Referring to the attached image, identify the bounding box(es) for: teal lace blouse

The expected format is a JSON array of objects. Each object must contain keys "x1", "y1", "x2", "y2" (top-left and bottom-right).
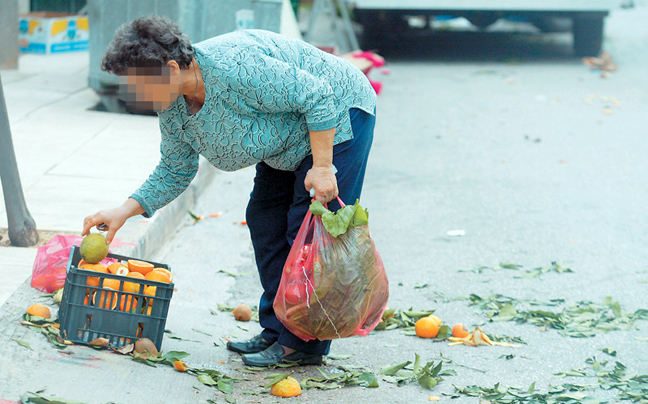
[{"x1": 130, "y1": 30, "x2": 376, "y2": 217}]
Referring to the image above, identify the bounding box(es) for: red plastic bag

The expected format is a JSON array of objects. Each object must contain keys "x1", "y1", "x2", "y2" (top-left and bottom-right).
[
  {"x1": 31, "y1": 235, "x2": 84, "y2": 293},
  {"x1": 30, "y1": 234, "x2": 128, "y2": 293},
  {"x1": 274, "y1": 199, "x2": 389, "y2": 341}
]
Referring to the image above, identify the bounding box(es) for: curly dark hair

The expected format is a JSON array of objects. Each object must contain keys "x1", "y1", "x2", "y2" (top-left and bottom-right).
[{"x1": 101, "y1": 15, "x2": 193, "y2": 75}]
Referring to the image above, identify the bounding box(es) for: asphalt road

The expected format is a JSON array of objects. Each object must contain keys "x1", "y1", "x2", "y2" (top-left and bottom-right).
[
  {"x1": 152, "y1": 6, "x2": 648, "y2": 404},
  {"x1": 1, "y1": 7, "x2": 646, "y2": 404}
]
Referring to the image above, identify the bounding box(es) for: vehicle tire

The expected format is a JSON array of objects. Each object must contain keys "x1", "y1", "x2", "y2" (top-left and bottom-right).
[{"x1": 572, "y1": 14, "x2": 605, "y2": 57}]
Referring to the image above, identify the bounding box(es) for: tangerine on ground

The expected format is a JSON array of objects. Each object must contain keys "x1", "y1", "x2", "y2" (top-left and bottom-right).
[
  {"x1": 26, "y1": 303, "x2": 51, "y2": 318},
  {"x1": 173, "y1": 360, "x2": 187, "y2": 372},
  {"x1": 128, "y1": 259, "x2": 155, "y2": 275},
  {"x1": 428, "y1": 314, "x2": 442, "y2": 327},
  {"x1": 415, "y1": 317, "x2": 440, "y2": 338},
  {"x1": 124, "y1": 272, "x2": 145, "y2": 294},
  {"x1": 270, "y1": 376, "x2": 302, "y2": 398},
  {"x1": 452, "y1": 323, "x2": 470, "y2": 339},
  {"x1": 145, "y1": 270, "x2": 172, "y2": 283}
]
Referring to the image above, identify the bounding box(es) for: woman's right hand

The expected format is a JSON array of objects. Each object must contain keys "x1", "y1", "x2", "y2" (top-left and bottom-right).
[
  {"x1": 82, "y1": 207, "x2": 128, "y2": 244},
  {"x1": 82, "y1": 198, "x2": 145, "y2": 244}
]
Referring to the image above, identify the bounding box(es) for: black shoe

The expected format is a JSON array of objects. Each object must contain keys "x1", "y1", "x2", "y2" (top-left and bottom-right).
[
  {"x1": 226, "y1": 334, "x2": 273, "y2": 354},
  {"x1": 241, "y1": 342, "x2": 323, "y2": 367}
]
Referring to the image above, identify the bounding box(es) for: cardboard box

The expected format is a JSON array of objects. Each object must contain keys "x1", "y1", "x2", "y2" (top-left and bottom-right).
[{"x1": 19, "y1": 12, "x2": 89, "y2": 54}]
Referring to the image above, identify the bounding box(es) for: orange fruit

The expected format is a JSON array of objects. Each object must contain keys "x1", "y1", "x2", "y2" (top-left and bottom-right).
[
  {"x1": 127, "y1": 259, "x2": 155, "y2": 275},
  {"x1": 93, "y1": 287, "x2": 118, "y2": 310},
  {"x1": 119, "y1": 295, "x2": 138, "y2": 312},
  {"x1": 124, "y1": 272, "x2": 145, "y2": 294},
  {"x1": 144, "y1": 286, "x2": 157, "y2": 297},
  {"x1": 77, "y1": 259, "x2": 88, "y2": 268},
  {"x1": 107, "y1": 262, "x2": 129, "y2": 275},
  {"x1": 173, "y1": 360, "x2": 187, "y2": 372},
  {"x1": 415, "y1": 317, "x2": 440, "y2": 338},
  {"x1": 102, "y1": 278, "x2": 123, "y2": 292},
  {"x1": 145, "y1": 270, "x2": 171, "y2": 283},
  {"x1": 271, "y1": 376, "x2": 302, "y2": 398},
  {"x1": 26, "y1": 303, "x2": 51, "y2": 318},
  {"x1": 452, "y1": 323, "x2": 470, "y2": 339},
  {"x1": 80, "y1": 263, "x2": 108, "y2": 288},
  {"x1": 152, "y1": 268, "x2": 173, "y2": 282},
  {"x1": 428, "y1": 314, "x2": 442, "y2": 327}
]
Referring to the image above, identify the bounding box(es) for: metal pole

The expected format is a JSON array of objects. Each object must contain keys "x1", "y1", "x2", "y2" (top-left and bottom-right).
[{"x1": 0, "y1": 74, "x2": 38, "y2": 247}]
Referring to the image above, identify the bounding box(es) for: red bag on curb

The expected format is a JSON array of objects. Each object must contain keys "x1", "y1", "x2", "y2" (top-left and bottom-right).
[
  {"x1": 274, "y1": 198, "x2": 389, "y2": 341},
  {"x1": 31, "y1": 235, "x2": 83, "y2": 293},
  {"x1": 30, "y1": 234, "x2": 127, "y2": 293}
]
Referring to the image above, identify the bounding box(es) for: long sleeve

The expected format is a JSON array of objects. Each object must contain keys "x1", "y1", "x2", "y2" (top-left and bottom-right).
[{"x1": 130, "y1": 119, "x2": 199, "y2": 217}]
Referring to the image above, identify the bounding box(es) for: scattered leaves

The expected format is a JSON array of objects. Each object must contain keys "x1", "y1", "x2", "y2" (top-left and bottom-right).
[
  {"x1": 20, "y1": 314, "x2": 70, "y2": 349},
  {"x1": 458, "y1": 263, "x2": 523, "y2": 273},
  {"x1": 379, "y1": 354, "x2": 452, "y2": 390},
  {"x1": 514, "y1": 262, "x2": 574, "y2": 279},
  {"x1": 300, "y1": 367, "x2": 379, "y2": 389},
  {"x1": 468, "y1": 294, "x2": 648, "y2": 338},
  {"x1": 459, "y1": 262, "x2": 572, "y2": 279},
  {"x1": 556, "y1": 358, "x2": 648, "y2": 403},
  {"x1": 373, "y1": 308, "x2": 436, "y2": 331}
]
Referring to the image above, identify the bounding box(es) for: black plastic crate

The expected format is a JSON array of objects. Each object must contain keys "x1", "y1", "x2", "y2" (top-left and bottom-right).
[{"x1": 58, "y1": 245, "x2": 174, "y2": 351}]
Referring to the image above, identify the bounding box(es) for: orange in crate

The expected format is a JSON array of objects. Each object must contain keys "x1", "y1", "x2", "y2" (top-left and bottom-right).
[{"x1": 128, "y1": 259, "x2": 154, "y2": 275}]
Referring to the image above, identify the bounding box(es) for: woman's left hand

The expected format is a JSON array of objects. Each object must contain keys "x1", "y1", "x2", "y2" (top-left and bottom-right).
[{"x1": 304, "y1": 165, "x2": 338, "y2": 204}]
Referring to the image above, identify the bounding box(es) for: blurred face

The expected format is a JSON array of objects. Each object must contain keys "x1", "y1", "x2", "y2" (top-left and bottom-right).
[{"x1": 120, "y1": 65, "x2": 182, "y2": 112}]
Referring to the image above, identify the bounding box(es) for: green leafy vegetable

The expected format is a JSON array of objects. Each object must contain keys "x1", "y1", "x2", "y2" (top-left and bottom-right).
[{"x1": 309, "y1": 199, "x2": 369, "y2": 237}]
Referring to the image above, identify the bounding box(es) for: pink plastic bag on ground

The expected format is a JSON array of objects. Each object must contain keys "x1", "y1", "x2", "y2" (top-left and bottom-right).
[
  {"x1": 30, "y1": 234, "x2": 130, "y2": 293},
  {"x1": 31, "y1": 235, "x2": 83, "y2": 293},
  {"x1": 274, "y1": 199, "x2": 389, "y2": 341}
]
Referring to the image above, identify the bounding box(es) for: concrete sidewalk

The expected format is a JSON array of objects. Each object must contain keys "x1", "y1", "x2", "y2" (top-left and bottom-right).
[{"x1": 0, "y1": 50, "x2": 217, "y2": 305}]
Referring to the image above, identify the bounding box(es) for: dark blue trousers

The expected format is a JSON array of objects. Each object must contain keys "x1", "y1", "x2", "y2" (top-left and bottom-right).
[{"x1": 245, "y1": 108, "x2": 375, "y2": 355}]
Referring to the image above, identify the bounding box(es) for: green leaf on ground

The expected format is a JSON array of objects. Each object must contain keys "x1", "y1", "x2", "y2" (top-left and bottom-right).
[
  {"x1": 12, "y1": 338, "x2": 32, "y2": 350},
  {"x1": 380, "y1": 355, "x2": 446, "y2": 390},
  {"x1": 301, "y1": 366, "x2": 379, "y2": 389},
  {"x1": 599, "y1": 347, "x2": 617, "y2": 357},
  {"x1": 327, "y1": 354, "x2": 352, "y2": 360},
  {"x1": 263, "y1": 373, "x2": 291, "y2": 388},
  {"x1": 20, "y1": 391, "x2": 87, "y2": 404},
  {"x1": 192, "y1": 328, "x2": 213, "y2": 336}
]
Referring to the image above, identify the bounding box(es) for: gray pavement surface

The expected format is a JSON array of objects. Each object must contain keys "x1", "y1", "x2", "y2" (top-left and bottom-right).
[{"x1": 1, "y1": 5, "x2": 648, "y2": 404}]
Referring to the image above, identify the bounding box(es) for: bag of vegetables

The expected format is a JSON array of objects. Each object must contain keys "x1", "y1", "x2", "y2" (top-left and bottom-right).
[{"x1": 274, "y1": 198, "x2": 389, "y2": 341}]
